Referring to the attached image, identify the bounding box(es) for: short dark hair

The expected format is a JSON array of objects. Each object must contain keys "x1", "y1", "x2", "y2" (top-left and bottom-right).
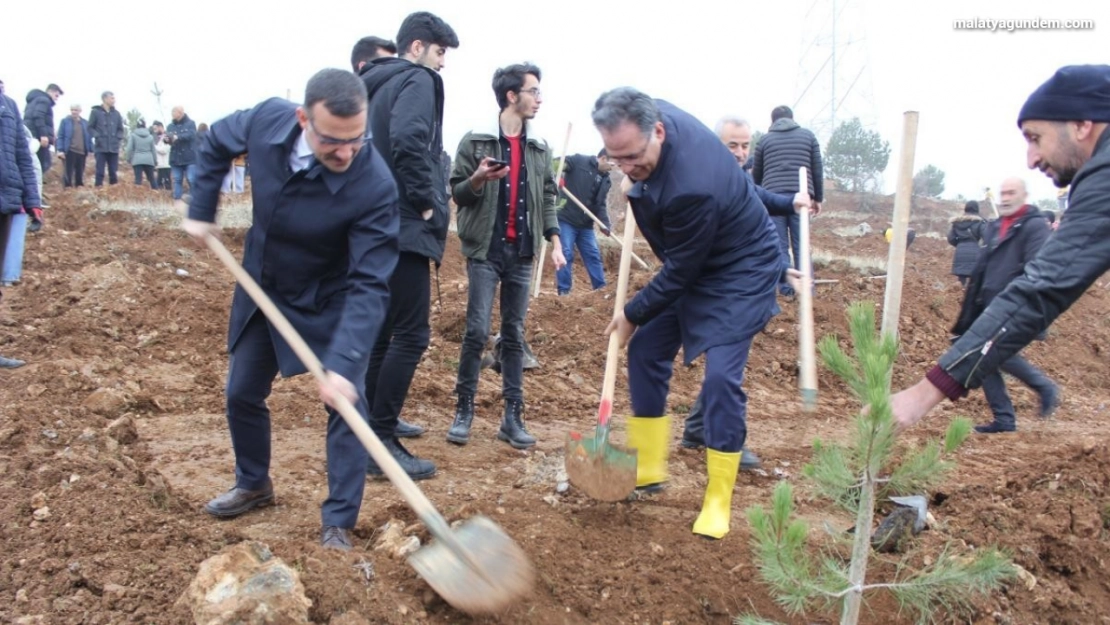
[
  {"x1": 771, "y1": 105, "x2": 793, "y2": 122},
  {"x1": 591, "y1": 87, "x2": 660, "y2": 136},
  {"x1": 492, "y1": 63, "x2": 541, "y2": 110},
  {"x1": 47, "y1": 83, "x2": 63, "y2": 95},
  {"x1": 304, "y1": 68, "x2": 368, "y2": 118},
  {"x1": 350, "y1": 36, "x2": 397, "y2": 71},
  {"x1": 597, "y1": 147, "x2": 607, "y2": 157},
  {"x1": 396, "y1": 12, "x2": 459, "y2": 56}
]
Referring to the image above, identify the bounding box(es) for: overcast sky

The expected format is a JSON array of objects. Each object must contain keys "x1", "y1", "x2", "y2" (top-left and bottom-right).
[{"x1": 5, "y1": 0, "x2": 1106, "y2": 205}]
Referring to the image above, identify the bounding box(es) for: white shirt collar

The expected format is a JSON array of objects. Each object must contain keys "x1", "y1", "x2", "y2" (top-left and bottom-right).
[{"x1": 288, "y1": 129, "x2": 314, "y2": 172}]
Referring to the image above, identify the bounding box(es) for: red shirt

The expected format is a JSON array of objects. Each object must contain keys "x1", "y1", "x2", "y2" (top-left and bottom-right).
[
  {"x1": 998, "y1": 205, "x2": 1029, "y2": 240},
  {"x1": 505, "y1": 134, "x2": 522, "y2": 241}
]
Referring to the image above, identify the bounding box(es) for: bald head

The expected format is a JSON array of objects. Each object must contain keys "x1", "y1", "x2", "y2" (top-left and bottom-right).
[
  {"x1": 716, "y1": 116, "x2": 752, "y2": 164},
  {"x1": 998, "y1": 177, "x2": 1028, "y2": 216},
  {"x1": 172, "y1": 106, "x2": 185, "y2": 122}
]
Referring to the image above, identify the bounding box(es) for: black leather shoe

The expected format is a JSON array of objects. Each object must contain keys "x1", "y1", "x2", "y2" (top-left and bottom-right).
[
  {"x1": 740, "y1": 448, "x2": 762, "y2": 471},
  {"x1": 974, "y1": 421, "x2": 1016, "y2": 434},
  {"x1": 367, "y1": 437, "x2": 436, "y2": 480},
  {"x1": 204, "y1": 482, "x2": 274, "y2": 518},
  {"x1": 1040, "y1": 386, "x2": 1061, "y2": 419},
  {"x1": 394, "y1": 419, "x2": 425, "y2": 438},
  {"x1": 497, "y1": 399, "x2": 536, "y2": 449},
  {"x1": 321, "y1": 526, "x2": 352, "y2": 551},
  {"x1": 446, "y1": 394, "x2": 475, "y2": 445}
]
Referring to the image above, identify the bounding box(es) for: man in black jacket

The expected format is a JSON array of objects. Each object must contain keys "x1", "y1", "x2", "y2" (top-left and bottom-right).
[
  {"x1": 88, "y1": 91, "x2": 124, "y2": 186},
  {"x1": 556, "y1": 150, "x2": 612, "y2": 295},
  {"x1": 183, "y1": 69, "x2": 399, "y2": 551},
  {"x1": 752, "y1": 106, "x2": 824, "y2": 296},
  {"x1": 357, "y1": 11, "x2": 458, "y2": 479},
  {"x1": 894, "y1": 64, "x2": 1110, "y2": 431},
  {"x1": 23, "y1": 84, "x2": 62, "y2": 174},
  {"x1": 350, "y1": 36, "x2": 397, "y2": 72},
  {"x1": 951, "y1": 177, "x2": 1059, "y2": 433}
]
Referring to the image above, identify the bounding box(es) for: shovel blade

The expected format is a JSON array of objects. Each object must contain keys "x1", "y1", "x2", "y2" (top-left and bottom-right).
[
  {"x1": 407, "y1": 515, "x2": 534, "y2": 616},
  {"x1": 565, "y1": 433, "x2": 638, "y2": 501}
]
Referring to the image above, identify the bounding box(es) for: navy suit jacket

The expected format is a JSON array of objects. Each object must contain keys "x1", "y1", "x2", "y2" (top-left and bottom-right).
[
  {"x1": 625, "y1": 100, "x2": 783, "y2": 362},
  {"x1": 188, "y1": 98, "x2": 400, "y2": 381}
]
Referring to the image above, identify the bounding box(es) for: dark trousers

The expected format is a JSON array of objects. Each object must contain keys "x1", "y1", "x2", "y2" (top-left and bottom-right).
[
  {"x1": 157, "y1": 168, "x2": 171, "y2": 190},
  {"x1": 0, "y1": 214, "x2": 12, "y2": 285},
  {"x1": 771, "y1": 213, "x2": 804, "y2": 292},
  {"x1": 64, "y1": 151, "x2": 87, "y2": 187},
  {"x1": 365, "y1": 252, "x2": 431, "y2": 438},
  {"x1": 981, "y1": 354, "x2": 1056, "y2": 427},
  {"x1": 133, "y1": 164, "x2": 156, "y2": 188},
  {"x1": 628, "y1": 305, "x2": 753, "y2": 453},
  {"x1": 36, "y1": 146, "x2": 52, "y2": 174},
  {"x1": 225, "y1": 311, "x2": 370, "y2": 528},
  {"x1": 455, "y1": 242, "x2": 533, "y2": 402},
  {"x1": 95, "y1": 152, "x2": 119, "y2": 186}
]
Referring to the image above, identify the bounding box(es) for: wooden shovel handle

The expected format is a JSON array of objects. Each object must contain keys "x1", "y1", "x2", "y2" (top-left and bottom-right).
[
  {"x1": 597, "y1": 202, "x2": 639, "y2": 426},
  {"x1": 797, "y1": 167, "x2": 818, "y2": 410}
]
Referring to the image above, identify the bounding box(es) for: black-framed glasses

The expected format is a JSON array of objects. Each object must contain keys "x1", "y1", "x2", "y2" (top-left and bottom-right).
[{"x1": 308, "y1": 118, "x2": 371, "y2": 147}]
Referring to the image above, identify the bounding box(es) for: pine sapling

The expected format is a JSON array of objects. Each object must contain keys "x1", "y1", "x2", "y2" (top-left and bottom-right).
[{"x1": 738, "y1": 302, "x2": 1016, "y2": 625}]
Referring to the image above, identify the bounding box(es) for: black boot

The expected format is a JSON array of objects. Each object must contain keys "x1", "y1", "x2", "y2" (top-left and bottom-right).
[
  {"x1": 974, "y1": 420, "x2": 1016, "y2": 434},
  {"x1": 498, "y1": 399, "x2": 536, "y2": 449},
  {"x1": 367, "y1": 437, "x2": 436, "y2": 480},
  {"x1": 394, "y1": 419, "x2": 425, "y2": 438},
  {"x1": 446, "y1": 394, "x2": 475, "y2": 445}
]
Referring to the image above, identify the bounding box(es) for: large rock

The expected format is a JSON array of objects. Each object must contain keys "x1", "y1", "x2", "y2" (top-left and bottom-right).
[{"x1": 178, "y1": 542, "x2": 311, "y2": 625}]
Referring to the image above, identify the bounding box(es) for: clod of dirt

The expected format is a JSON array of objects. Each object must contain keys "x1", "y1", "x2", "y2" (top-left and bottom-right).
[
  {"x1": 871, "y1": 506, "x2": 919, "y2": 553},
  {"x1": 105, "y1": 416, "x2": 139, "y2": 445},
  {"x1": 328, "y1": 613, "x2": 372, "y2": 625},
  {"x1": 31, "y1": 492, "x2": 46, "y2": 509},
  {"x1": 83, "y1": 388, "x2": 130, "y2": 417},
  {"x1": 177, "y1": 541, "x2": 311, "y2": 625},
  {"x1": 32, "y1": 507, "x2": 50, "y2": 521},
  {"x1": 374, "y1": 519, "x2": 421, "y2": 560}
]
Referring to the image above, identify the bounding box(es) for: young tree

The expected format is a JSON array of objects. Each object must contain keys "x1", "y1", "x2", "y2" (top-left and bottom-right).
[
  {"x1": 125, "y1": 108, "x2": 144, "y2": 133},
  {"x1": 912, "y1": 164, "x2": 946, "y2": 198},
  {"x1": 824, "y1": 118, "x2": 891, "y2": 193},
  {"x1": 738, "y1": 302, "x2": 1016, "y2": 625}
]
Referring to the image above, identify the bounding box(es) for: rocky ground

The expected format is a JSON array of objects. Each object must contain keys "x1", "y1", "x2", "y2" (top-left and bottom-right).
[{"x1": 1, "y1": 174, "x2": 1109, "y2": 624}]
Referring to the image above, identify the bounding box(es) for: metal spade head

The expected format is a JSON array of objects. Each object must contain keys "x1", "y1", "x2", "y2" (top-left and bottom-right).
[
  {"x1": 407, "y1": 515, "x2": 534, "y2": 616},
  {"x1": 564, "y1": 430, "x2": 638, "y2": 502}
]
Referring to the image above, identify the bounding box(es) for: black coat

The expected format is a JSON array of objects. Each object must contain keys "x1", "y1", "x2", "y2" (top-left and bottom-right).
[
  {"x1": 167, "y1": 114, "x2": 198, "y2": 167},
  {"x1": 0, "y1": 95, "x2": 41, "y2": 215},
  {"x1": 558, "y1": 154, "x2": 611, "y2": 230},
  {"x1": 952, "y1": 206, "x2": 1050, "y2": 336},
  {"x1": 625, "y1": 100, "x2": 783, "y2": 363},
  {"x1": 188, "y1": 98, "x2": 400, "y2": 382},
  {"x1": 88, "y1": 105, "x2": 124, "y2": 153},
  {"x1": 23, "y1": 89, "x2": 55, "y2": 143},
  {"x1": 359, "y1": 57, "x2": 449, "y2": 263},
  {"x1": 751, "y1": 118, "x2": 824, "y2": 202},
  {"x1": 947, "y1": 214, "x2": 985, "y2": 276}
]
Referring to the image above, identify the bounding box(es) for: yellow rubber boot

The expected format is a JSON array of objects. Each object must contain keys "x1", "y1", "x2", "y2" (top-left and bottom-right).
[
  {"x1": 625, "y1": 416, "x2": 671, "y2": 491},
  {"x1": 692, "y1": 449, "x2": 742, "y2": 539}
]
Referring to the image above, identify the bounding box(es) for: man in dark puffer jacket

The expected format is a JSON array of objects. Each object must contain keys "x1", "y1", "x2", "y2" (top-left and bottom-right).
[
  {"x1": 947, "y1": 200, "x2": 986, "y2": 285},
  {"x1": 0, "y1": 86, "x2": 43, "y2": 368},
  {"x1": 23, "y1": 84, "x2": 62, "y2": 174},
  {"x1": 752, "y1": 105, "x2": 824, "y2": 296}
]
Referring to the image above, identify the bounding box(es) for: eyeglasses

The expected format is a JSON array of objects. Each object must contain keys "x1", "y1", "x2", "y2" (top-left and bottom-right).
[
  {"x1": 308, "y1": 118, "x2": 371, "y2": 147},
  {"x1": 606, "y1": 143, "x2": 650, "y2": 166},
  {"x1": 519, "y1": 87, "x2": 542, "y2": 99}
]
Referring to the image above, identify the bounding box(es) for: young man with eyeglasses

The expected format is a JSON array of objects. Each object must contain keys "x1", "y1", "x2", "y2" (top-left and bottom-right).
[
  {"x1": 356, "y1": 12, "x2": 459, "y2": 479},
  {"x1": 446, "y1": 62, "x2": 566, "y2": 449},
  {"x1": 594, "y1": 88, "x2": 787, "y2": 541},
  {"x1": 182, "y1": 69, "x2": 401, "y2": 552}
]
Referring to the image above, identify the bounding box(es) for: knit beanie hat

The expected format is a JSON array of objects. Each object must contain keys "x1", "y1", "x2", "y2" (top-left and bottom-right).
[{"x1": 1017, "y1": 64, "x2": 1110, "y2": 127}]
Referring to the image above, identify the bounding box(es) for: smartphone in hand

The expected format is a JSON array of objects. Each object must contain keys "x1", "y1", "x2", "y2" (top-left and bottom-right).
[{"x1": 487, "y1": 159, "x2": 508, "y2": 170}]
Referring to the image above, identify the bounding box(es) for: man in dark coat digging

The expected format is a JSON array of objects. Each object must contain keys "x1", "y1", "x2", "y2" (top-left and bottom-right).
[
  {"x1": 593, "y1": 88, "x2": 792, "y2": 540},
  {"x1": 183, "y1": 68, "x2": 399, "y2": 551}
]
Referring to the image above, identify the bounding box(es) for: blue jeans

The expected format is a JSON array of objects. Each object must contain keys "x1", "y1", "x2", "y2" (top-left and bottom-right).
[
  {"x1": 172, "y1": 164, "x2": 196, "y2": 200},
  {"x1": 555, "y1": 220, "x2": 607, "y2": 295},
  {"x1": 2, "y1": 213, "x2": 27, "y2": 283},
  {"x1": 981, "y1": 354, "x2": 1057, "y2": 428},
  {"x1": 455, "y1": 242, "x2": 533, "y2": 402}
]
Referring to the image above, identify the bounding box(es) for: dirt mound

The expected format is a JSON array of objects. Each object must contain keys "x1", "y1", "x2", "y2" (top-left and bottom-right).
[{"x1": 0, "y1": 187, "x2": 1108, "y2": 624}]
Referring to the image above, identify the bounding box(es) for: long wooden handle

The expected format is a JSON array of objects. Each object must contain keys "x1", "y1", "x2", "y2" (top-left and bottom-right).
[
  {"x1": 597, "y1": 205, "x2": 639, "y2": 426},
  {"x1": 203, "y1": 234, "x2": 458, "y2": 537},
  {"x1": 560, "y1": 185, "x2": 651, "y2": 270},
  {"x1": 533, "y1": 122, "x2": 574, "y2": 298},
  {"x1": 797, "y1": 167, "x2": 818, "y2": 411}
]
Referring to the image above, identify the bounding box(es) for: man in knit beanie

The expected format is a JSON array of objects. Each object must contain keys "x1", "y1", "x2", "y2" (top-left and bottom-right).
[{"x1": 891, "y1": 64, "x2": 1110, "y2": 430}]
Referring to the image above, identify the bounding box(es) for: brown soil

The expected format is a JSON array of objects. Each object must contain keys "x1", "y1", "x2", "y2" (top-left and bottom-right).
[{"x1": 2, "y1": 181, "x2": 1109, "y2": 625}]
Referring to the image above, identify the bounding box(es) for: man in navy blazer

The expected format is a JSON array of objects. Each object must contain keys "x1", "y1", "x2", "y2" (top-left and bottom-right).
[
  {"x1": 593, "y1": 88, "x2": 787, "y2": 541},
  {"x1": 183, "y1": 69, "x2": 400, "y2": 551}
]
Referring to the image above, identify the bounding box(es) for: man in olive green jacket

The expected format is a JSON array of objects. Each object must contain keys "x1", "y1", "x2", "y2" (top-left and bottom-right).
[{"x1": 446, "y1": 62, "x2": 565, "y2": 450}]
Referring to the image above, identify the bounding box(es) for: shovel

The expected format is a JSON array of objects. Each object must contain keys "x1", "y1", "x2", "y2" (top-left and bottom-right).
[
  {"x1": 564, "y1": 205, "x2": 639, "y2": 501},
  {"x1": 202, "y1": 234, "x2": 533, "y2": 616}
]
